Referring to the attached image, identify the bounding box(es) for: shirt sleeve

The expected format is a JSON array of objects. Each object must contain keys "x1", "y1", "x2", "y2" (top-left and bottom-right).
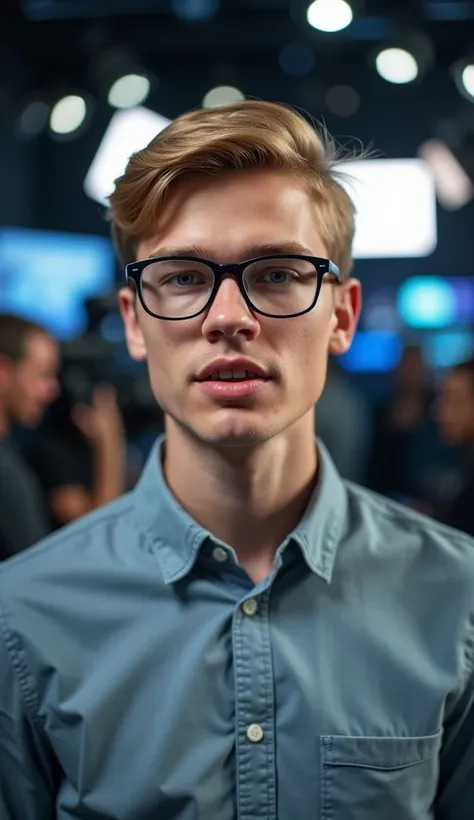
[
  {"x1": 435, "y1": 648, "x2": 474, "y2": 819},
  {"x1": 0, "y1": 619, "x2": 57, "y2": 819}
]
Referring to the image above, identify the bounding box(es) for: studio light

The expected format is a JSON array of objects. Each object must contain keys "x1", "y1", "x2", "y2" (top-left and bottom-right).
[
  {"x1": 202, "y1": 86, "x2": 244, "y2": 108},
  {"x1": 375, "y1": 47, "x2": 419, "y2": 84},
  {"x1": 453, "y1": 59, "x2": 474, "y2": 101},
  {"x1": 462, "y1": 65, "x2": 474, "y2": 97},
  {"x1": 339, "y1": 158, "x2": 437, "y2": 258},
  {"x1": 49, "y1": 94, "x2": 88, "y2": 137},
  {"x1": 84, "y1": 107, "x2": 171, "y2": 205},
  {"x1": 108, "y1": 73, "x2": 151, "y2": 109},
  {"x1": 374, "y1": 34, "x2": 434, "y2": 86},
  {"x1": 306, "y1": 0, "x2": 353, "y2": 33},
  {"x1": 90, "y1": 47, "x2": 154, "y2": 112}
]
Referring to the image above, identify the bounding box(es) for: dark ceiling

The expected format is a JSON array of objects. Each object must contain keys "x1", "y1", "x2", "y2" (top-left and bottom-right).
[
  {"x1": 15, "y1": 0, "x2": 474, "y2": 22},
  {"x1": 0, "y1": 0, "x2": 472, "y2": 160},
  {"x1": 5, "y1": 1, "x2": 474, "y2": 69}
]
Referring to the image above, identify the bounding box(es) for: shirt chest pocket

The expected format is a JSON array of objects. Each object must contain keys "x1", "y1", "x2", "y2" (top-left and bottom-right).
[{"x1": 320, "y1": 732, "x2": 442, "y2": 820}]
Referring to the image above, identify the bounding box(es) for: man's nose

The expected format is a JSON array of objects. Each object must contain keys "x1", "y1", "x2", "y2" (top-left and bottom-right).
[{"x1": 201, "y1": 276, "x2": 260, "y2": 340}]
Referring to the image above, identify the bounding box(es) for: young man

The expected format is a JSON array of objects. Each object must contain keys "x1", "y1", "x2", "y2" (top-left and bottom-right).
[
  {"x1": 434, "y1": 357, "x2": 474, "y2": 535},
  {"x1": 0, "y1": 314, "x2": 60, "y2": 559},
  {"x1": 0, "y1": 101, "x2": 473, "y2": 819}
]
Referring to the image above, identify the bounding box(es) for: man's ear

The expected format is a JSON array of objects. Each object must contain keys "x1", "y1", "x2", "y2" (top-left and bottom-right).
[
  {"x1": 328, "y1": 278, "x2": 362, "y2": 356},
  {"x1": 118, "y1": 288, "x2": 147, "y2": 361}
]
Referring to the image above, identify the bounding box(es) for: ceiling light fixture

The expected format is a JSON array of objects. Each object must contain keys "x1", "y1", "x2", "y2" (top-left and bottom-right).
[{"x1": 306, "y1": 0, "x2": 353, "y2": 33}]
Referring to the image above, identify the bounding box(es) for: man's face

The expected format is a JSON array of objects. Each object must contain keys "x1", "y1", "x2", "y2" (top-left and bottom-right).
[
  {"x1": 435, "y1": 369, "x2": 474, "y2": 446},
  {"x1": 120, "y1": 169, "x2": 360, "y2": 448},
  {"x1": 3, "y1": 332, "x2": 60, "y2": 428}
]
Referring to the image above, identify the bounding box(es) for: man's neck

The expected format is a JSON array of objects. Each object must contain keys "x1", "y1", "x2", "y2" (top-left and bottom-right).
[{"x1": 163, "y1": 414, "x2": 318, "y2": 583}]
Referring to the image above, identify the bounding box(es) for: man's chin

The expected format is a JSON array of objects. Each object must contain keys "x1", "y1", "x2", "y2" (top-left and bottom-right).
[
  {"x1": 203, "y1": 427, "x2": 268, "y2": 449},
  {"x1": 192, "y1": 414, "x2": 275, "y2": 449},
  {"x1": 167, "y1": 406, "x2": 285, "y2": 449}
]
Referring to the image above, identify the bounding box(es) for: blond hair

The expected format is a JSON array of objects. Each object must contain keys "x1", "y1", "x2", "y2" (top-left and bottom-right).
[{"x1": 109, "y1": 100, "x2": 356, "y2": 273}]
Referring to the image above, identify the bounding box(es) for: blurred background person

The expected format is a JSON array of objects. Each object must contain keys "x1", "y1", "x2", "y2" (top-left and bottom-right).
[
  {"x1": 316, "y1": 356, "x2": 371, "y2": 483},
  {"x1": 433, "y1": 358, "x2": 474, "y2": 535},
  {"x1": 0, "y1": 314, "x2": 59, "y2": 560},
  {"x1": 367, "y1": 345, "x2": 440, "y2": 503},
  {"x1": 28, "y1": 383, "x2": 126, "y2": 529}
]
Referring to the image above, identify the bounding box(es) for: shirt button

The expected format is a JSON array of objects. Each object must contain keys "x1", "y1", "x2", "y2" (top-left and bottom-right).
[
  {"x1": 247, "y1": 724, "x2": 264, "y2": 743},
  {"x1": 212, "y1": 547, "x2": 228, "y2": 563},
  {"x1": 242, "y1": 598, "x2": 258, "y2": 617}
]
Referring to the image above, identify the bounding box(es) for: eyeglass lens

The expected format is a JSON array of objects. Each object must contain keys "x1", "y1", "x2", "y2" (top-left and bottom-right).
[{"x1": 139, "y1": 257, "x2": 320, "y2": 318}]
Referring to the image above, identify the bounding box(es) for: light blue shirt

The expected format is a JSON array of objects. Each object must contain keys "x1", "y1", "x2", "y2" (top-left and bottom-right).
[{"x1": 1, "y1": 438, "x2": 474, "y2": 819}]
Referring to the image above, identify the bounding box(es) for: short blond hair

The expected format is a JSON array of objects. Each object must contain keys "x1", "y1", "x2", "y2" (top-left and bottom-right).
[{"x1": 109, "y1": 100, "x2": 356, "y2": 274}]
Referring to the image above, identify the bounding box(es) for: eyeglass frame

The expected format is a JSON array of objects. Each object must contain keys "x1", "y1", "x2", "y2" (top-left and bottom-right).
[{"x1": 125, "y1": 253, "x2": 342, "y2": 321}]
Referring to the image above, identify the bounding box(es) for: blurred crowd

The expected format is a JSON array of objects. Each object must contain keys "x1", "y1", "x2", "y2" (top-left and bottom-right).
[
  {"x1": 1, "y1": 312, "x2": 473, "y2": 562},
  {"x1": 319, "y1": 345, "x2": 474, "y2": 534}
]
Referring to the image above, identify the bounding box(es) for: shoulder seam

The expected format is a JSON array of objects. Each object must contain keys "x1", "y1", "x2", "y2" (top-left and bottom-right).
[
  {"x1": 0, "y1": 590, "x2": 45, "y2": 731},
  {"x1": 0, "y1": 497, "x2": 136, "y2": 574},
  {"x1": 465, "y1": 611, "x2": 474, "y2": 680},
  {"x1": 345, "y1": 481, "x2": 474, "y2": 546}
]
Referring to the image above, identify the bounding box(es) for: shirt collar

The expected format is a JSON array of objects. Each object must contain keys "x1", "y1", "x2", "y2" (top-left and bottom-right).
[
  {"x1": 291, "y1": 439, "x2": 348, "y2": 583},
  {"x1": 133, "y1": 435, "x2": 348, "y2": 585},
  {"x1": 133, "y1": 436, "x2": 209, "y2": 584}
]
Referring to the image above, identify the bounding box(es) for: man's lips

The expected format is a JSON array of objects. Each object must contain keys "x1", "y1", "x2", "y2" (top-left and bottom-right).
[
  {"x1": 195, "y1": 358, "x2": 271, "y2": 382},
  {"x1": 195, "y1": 376, "x2": 272, "y2": 400}
]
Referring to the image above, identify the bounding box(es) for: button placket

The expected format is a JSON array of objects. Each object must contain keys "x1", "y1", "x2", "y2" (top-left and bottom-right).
[
  {"x1": 234, "y1": 589, "x2": 277, "y2": 819},
  {"x1": 246, "y1": 723, "x2": 264, "y2": 743},
  {"x1": 242, "y1": 598, "x2": 258, "y2": 617},
  {"x1": 212, "y1": 546, "x2": 228, "y2": 563}
]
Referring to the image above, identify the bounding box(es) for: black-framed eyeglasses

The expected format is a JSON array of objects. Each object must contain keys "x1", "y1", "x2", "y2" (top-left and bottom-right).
[{"x1": 125, "y1": 254, "x2": 342, "y2": 321}]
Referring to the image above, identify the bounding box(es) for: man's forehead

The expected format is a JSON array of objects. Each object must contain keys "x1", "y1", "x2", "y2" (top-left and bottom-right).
[
  {"x1": 23, "y1": 332, "x2": 57, "y2": 362},
  {"x1": 136, "y1": 170, "x2": 319, "y2": 256}
]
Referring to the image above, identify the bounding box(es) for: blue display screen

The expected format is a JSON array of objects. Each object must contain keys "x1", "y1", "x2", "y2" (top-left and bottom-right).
[
  {"x1": 340, "y1": 331, "x2": 403, "y2": 373},
  {"x1": 0, "y1": 228, "x2": 115, "y2": 340},
  {"x1": 342, "y1": 275, "x2": 474, "y2": 373}
]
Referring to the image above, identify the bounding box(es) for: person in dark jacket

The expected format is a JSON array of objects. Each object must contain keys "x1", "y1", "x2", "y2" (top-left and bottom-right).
[
  {"x1": 0, "y1": 314, "x2": 59, "y2": 559},
  {"x1": 434, "y1": 357, "x2": 474, "y2": 536}
]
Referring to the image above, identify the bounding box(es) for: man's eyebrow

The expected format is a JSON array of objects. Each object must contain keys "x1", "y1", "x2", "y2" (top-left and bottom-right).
[{"x1": 143, "y1": 242, "x2": 318, "y2": 260}]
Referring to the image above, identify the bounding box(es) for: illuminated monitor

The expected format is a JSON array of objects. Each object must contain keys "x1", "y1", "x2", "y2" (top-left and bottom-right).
[
  {"x1": 340, "y1": 331, "x2": 403, "y2": 373},
  {"x1": 0, "y1": 228, "x2": 115, "y2": 340}
]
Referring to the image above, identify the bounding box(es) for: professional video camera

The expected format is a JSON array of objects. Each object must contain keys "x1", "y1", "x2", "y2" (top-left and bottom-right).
[{"x1": 59, "y1": 292, "x2": 164, "y2": 437}]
